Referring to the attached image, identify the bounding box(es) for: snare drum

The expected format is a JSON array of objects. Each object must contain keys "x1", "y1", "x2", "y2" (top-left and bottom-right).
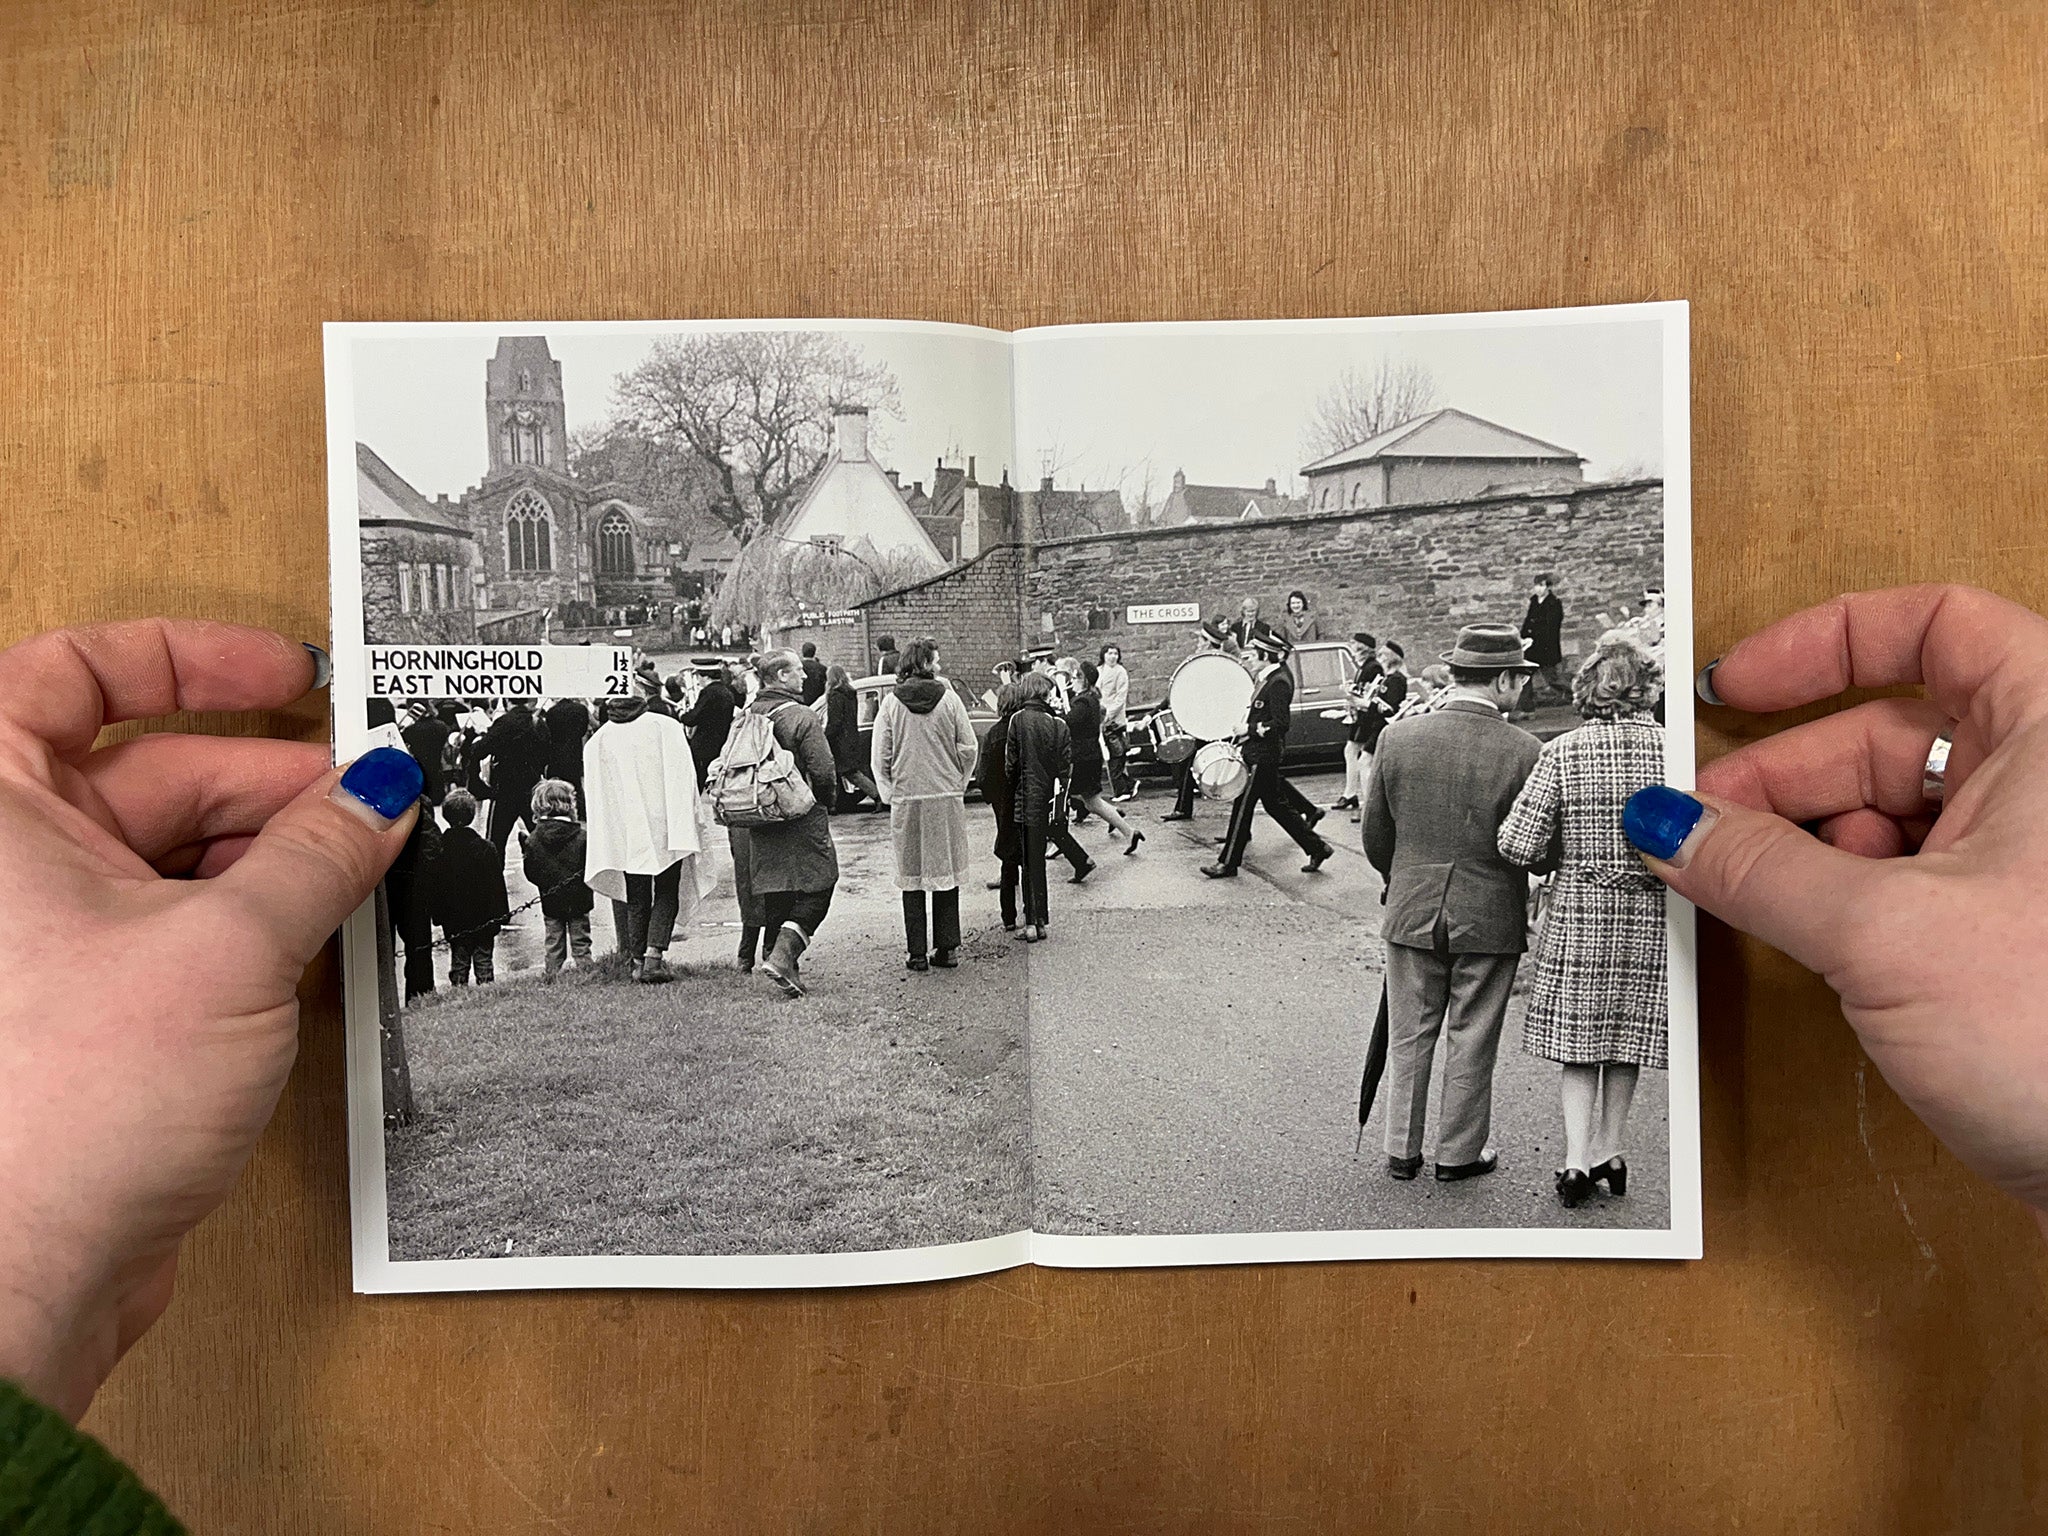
[
  {"x1": 1149, "y1": 707, "x2": 1198, "y2": 765},
  {"x1": 1192, "y1": 740, "x2": 1248, "y2": 801}
]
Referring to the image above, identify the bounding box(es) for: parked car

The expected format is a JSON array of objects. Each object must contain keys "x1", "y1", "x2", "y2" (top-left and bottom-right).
[
  {"x1": 851, "y1": 673, "x2": 997, "y2": 800},
  {"x1": 1122, "y1": 640, "x2": 1357, "y2": 778}
]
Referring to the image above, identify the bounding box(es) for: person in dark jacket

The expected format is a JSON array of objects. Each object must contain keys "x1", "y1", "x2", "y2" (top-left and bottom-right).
[
  {"x1": 467, "y1": 699, "x2": 553, "y2": 848},
  {"x1": 519, "y1": 778, "x2": 594, "y2": 977},
  {"x1": 1521, "y1": 574, "x2": 1568, "y2": 703},
  {"x1": 823, "y1": 663, "x2": 880, "y2": 809},
  {"x1": 432, "y1": 790, "x2": 510, "y2": 984},
  {"x1": 741, "y1": 650, "x2": 841, "y2": 998},
  {"x1": 978, "y1": 683, "x2": 1025, "y2": 929},
  {"x1": 401, "y1": 699, "x2": 455, "y2": 806},
  {"x1": 678, "y1": 662, "x2": 740, "y2": 790},
  {"x1": 1203, "y1": 631, "x2": 1335, "y2": 879},
  {"x1": 1002, "y1": 670, "x2": 1074, "y2": 942},
  {"x1": 875, "y1": 633, "x2": 899, "y2": 678},
  {"x1": 383, "y1": 793, "x2": 441, "y2": 1000},
  {"x1": 799, "y1": 641, "x2": 828, "y2": 704},
  {"x1": 1067, "y1": 662, "x2": 1143, "y2": 854},
  {"x1": 543, "y1": 696, "x2": 592, "y2": 812}
]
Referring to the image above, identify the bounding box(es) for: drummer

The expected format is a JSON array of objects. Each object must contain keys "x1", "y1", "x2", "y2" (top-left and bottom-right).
[
  {"x1": 1202, "y1": 630, "x2": 1336, "y2": 880},
  {"x1": 1161, "y1": 615, "x2": 1235, "y2": 823},
  {"x1": 1024, "y1": 645, "x2": 1070, "y2": 713}
]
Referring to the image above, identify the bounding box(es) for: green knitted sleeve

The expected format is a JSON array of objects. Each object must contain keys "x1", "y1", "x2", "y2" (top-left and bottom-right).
[{"x1": 0, "y1": 1379, "x2": 184, "y2": 1535}]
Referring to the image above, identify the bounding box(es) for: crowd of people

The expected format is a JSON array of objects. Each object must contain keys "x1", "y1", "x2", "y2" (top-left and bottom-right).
[{"x1": 375, "y1": 571, "x2": 1671, "y2": 1210}]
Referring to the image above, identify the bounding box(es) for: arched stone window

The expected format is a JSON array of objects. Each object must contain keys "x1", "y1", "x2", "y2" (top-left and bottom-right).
[
  {"x1": 597, "y1": 509, "x2": 634, "y2": 574},
  {"x1": 506, "y1": 489, "x2": 553, "y2": 572}
]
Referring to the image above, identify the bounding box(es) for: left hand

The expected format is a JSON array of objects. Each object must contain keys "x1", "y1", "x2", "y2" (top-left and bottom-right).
[{"x1": 0, "y1": 620, "x2": 419, "y2": 1418}]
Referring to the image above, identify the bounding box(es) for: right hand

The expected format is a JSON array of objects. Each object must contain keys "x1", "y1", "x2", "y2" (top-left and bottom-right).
[{"x1": 1628, "y1": 585, "x2": 2048, "y2": 1220}]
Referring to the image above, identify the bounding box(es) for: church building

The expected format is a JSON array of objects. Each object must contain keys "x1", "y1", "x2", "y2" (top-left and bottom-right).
[{"x1": 461, "y1": 336, "x2": 671, "y2": 619}]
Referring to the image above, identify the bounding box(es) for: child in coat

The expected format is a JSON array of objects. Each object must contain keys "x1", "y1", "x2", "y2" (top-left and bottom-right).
[
  {"x1": 433, "y1": 790, "x2": 510, "y2": 984},
  {"x1": 519, "y1": 778, "x2": 595, "y2": 977}
]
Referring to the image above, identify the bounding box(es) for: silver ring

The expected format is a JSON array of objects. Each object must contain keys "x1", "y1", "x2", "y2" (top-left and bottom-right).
[{"x1": 1923, "y1": 728, "x2": 1954, "y2": 805}]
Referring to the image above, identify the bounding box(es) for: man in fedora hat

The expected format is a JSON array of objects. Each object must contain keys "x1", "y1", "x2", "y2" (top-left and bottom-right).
[
  {"x1": 1361, "y1": 622, "x2": 1544, "y2": 1183},
  {"x1": 1203, "y1": 629, "x2": 1335, "y2": 880}
]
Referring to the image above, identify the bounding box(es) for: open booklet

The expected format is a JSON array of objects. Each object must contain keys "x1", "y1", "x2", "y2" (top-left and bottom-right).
[{"x1": 325, "y1": 304, "x2": 1698, "y2": 1292}]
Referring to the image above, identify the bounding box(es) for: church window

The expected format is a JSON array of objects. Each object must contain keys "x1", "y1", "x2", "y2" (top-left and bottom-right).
[
  {"x1": 506, "y1": 490, "x2": 553, "y2": 572},
  {"x1": 435, "y1": 564, "x2": 451, "y2": 608},
  {"x1": 397, "y1": 565, "x2": 413, "y2": 615},
  {"x1": 597, "y1": 510, "x2": 634, "y2": 574}
]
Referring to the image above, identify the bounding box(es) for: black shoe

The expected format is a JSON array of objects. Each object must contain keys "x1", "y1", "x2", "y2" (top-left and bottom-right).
[
  {"x1": 1435, "y1": 1150, "x2": 1499, "y2": 1182},
  {"x1": 907, "y1": 955, "x2": 930, "y2": 973},
  {"x1": 932, "y1": 948, "x2": 958, "y2": 969},
  {"x1": 1305, "y1": 807, "x2": 1326, "y2": 831},
  {"x1": 1589, "y1": 1156, "x2": 1628, "y2": 1196},
  {"x1": 1200, "y1": 862, "x2": 1238, "y2": 879},
  {"x1": 1161, "y1": 811, "x2": 1192, "y2": 822},
  {"x1": 1123, "y1": 830, "x2": 1145, "y2": 857},
  {"x1": 1387, "y1": 1154, "x2": 1422, "y2": 1181},
  {"x1": 1069, "y1": 859, "x2": 1097, "y2": 884},
  {"x1": 1302, "y1": 840, "x2": 1333, "y2": 874},
  {"x1": 1556, "y1": 1168, "x2": 1594, "y2": 1208}
]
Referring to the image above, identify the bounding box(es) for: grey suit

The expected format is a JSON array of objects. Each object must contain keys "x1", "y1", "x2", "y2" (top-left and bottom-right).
[{"x1": 1362, "y1": 699, "x2": 1542, "y2": 1164}]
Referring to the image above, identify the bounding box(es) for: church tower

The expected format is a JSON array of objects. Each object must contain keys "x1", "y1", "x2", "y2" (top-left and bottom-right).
[{"x1": 484, "y1": 336, "x2": 568, "y2": 474}]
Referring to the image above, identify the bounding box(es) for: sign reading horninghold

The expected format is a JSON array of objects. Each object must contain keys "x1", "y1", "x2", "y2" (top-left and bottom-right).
[
  {"x1": 366, "y1": 644, "x2": 633, "y2": 700},
  {"x1": 1126, "y1": 602, "x2": 1201, "y2": 625}
]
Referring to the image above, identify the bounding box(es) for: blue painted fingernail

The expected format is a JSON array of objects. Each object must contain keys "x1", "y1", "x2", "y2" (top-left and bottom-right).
[
  {"x1": 336, "y1": 747, "x2": 423, "y2": 825},
  {"x1": 304, "y1": 643, "x2": 332, "y2": 690},
  {"x1": 1695, "y1": 659, "x2": 1723, "y2": 707},
  {"x1": 1624, "y1": 785, "x2": 1706, "y2": 860}
]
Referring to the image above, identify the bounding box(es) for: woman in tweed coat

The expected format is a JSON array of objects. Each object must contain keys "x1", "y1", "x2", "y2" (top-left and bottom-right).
[{"x1": 1499, "y1": 634, "x2": 1668, "y2": 1209}]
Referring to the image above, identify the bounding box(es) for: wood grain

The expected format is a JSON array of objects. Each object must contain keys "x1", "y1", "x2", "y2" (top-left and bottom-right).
[{"x1": 4, "y1": 0, "x2": 2046, "y2": 1528}]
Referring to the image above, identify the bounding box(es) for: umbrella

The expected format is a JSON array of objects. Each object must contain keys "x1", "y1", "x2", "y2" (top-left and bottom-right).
[{"x1": 1353, "y1": 980, "x2": 1390, "y2": 1154}]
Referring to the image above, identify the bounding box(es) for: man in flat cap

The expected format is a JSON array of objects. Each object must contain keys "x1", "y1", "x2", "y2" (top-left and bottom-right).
[
  {"x1": 1362, "y1": 623, "x2": 1544, "y2": 1184},
  {"x1": 1202, "y1": 629, "x2": 1334, "y2": 880}
]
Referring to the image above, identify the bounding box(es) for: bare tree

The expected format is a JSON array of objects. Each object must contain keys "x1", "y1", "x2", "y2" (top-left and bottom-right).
[
  {"x1": 608, "y1": 332, "x2": 903, "y2": 538},
  {"x1": 1302, "y1": 358, "x2": 1445, "y2": 461},
  {"x1": 710, "y1": 535, "x2": 935, "y2": 632}
]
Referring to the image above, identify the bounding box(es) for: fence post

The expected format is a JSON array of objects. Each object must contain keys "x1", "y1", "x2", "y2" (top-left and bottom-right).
[{"x1": 374, "y1": 883, "x2": 417, "y2": 1130}]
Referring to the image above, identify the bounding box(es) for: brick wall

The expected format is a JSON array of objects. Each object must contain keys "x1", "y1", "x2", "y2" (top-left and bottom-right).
[
  {"x1": 1028, "y1": 481, "x2": 1664, "y2": 703},
  {"x1": 771, "y1": 615, "x2": 870, "y2": 675},
  {"x1": 856, "y1": 543, "x2": 1030, "y2": 687}
]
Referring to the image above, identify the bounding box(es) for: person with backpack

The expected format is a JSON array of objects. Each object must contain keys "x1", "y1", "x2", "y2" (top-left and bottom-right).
[{"x1": 712, "y1": 649, "x2": 840, "y2": 997}]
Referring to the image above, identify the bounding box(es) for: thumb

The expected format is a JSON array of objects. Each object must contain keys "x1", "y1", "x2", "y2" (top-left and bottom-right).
[
  {"x1": 1623, "y1": 785, "x2": 1887, "y2": 976},
  {"x1": 211, "y1": 747, "x2": 423, "y2": 970}
]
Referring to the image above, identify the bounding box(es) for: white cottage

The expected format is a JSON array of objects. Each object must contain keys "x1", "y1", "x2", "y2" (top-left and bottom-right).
[{"x1": 779, "y1": 407, "x2": 947, "y2": 569}]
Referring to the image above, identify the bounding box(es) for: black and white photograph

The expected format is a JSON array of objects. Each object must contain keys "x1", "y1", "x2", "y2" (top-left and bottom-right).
[{"x1": 325, "y1": 306, "x2": 1696, "y2": 1291}]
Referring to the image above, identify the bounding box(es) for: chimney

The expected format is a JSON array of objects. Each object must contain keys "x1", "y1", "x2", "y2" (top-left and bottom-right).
[
  {"x1": 885, "y1": 469, "x2": 900, "y2": 488},
  {"x1": 1172, "y1": 468, "x2": 1186, "y2": 492},
  {"x1": 1263, "y1": 478, "x2": 1277, "y2": 495},
  {"x1": 967, "y1": 455, "x2": 976, "y2": 484},
  {"x1": 1040, "y1": 474, "x2": 1054, "y2": 492},
  {"x1": 913, "y1": 480, "x2": 924, "y2": 498},
  {"x1": 832, "y1": 406, "x2": 871, "y2": 462}
]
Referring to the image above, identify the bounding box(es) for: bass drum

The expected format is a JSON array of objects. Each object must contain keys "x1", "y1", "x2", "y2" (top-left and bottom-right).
[
  {"x1": 1192, "y1": 740, "x2": 1248, "y2": 801},
  {"x1": 1166, "y1": 651, "x2": 1254, "y2": 743}
]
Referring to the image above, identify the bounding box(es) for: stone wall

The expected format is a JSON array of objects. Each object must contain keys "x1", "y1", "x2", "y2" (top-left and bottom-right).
[
  {"x1": 1028, "y1": 481, "x2": 1664, "y2": 702},
  {"x1": 855, "y1": 543, "x2": 1030, "y2": 688},
  {"x1": 361, "y1": 526, "x2": 480, "y2": 646}
]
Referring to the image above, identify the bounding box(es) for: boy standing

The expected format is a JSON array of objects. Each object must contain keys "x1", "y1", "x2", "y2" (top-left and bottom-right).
[
  {"x1": 520, "y1": 778, "x2": 595, "y2": 977},
  {"x1": 433, "y1": 789, "x2": 510, "y2": 985}
]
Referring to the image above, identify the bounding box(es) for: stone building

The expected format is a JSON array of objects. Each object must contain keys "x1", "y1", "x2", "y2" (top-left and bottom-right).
[
  {"x1": 463, "y1": 337, "x2": 672, "y2": 619},
  {"x1": 1299, "y1": 407, "x2": 1585, "y2": 513},
  {"x1": 355, "y1": 444, "x2": 479, "y2": 645}
]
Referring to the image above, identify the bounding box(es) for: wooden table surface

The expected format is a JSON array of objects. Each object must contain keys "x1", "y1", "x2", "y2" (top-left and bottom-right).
[{"x1": 5, "y1": 1, "x2": 2045, "y2": 1529}]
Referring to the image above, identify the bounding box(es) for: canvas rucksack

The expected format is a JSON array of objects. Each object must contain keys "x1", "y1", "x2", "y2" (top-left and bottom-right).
[{"x1": 707, "y1": 702, "x2": 818, "y2": 828}]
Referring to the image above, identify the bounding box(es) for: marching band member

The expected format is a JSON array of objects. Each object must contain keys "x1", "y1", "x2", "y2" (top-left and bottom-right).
[
  {"x1": 1201, "y1": 631, "x2": 1335, "y2": 879},
  {"x1": 1161, "y1": 615, "x2": 1235, "y2": 823}
]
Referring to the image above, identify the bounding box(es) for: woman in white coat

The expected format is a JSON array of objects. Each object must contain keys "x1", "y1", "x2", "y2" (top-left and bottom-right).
[{"x1": 871, "y1": 638, "x2": 979, "y2": 971}]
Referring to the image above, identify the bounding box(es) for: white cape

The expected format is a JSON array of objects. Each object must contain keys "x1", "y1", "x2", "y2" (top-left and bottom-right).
[{"x1": 581, "y1": 712, "x2": 719, "y2": 910}]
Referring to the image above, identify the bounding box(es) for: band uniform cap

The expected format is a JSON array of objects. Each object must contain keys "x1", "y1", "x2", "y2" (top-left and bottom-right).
[
  {"x1": 1439, "y1": 623, "x2": 1540, "y2": 671},
  {"x1": 1024, "y1": 643, "x2": 1057, "y2": 660},
  {"x1": 1199, "y1": 615, "x2": 1234, "y2": 645},
  {"x1": 1249, "y1": 628, "x2": 1293, "y2": 658}
]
